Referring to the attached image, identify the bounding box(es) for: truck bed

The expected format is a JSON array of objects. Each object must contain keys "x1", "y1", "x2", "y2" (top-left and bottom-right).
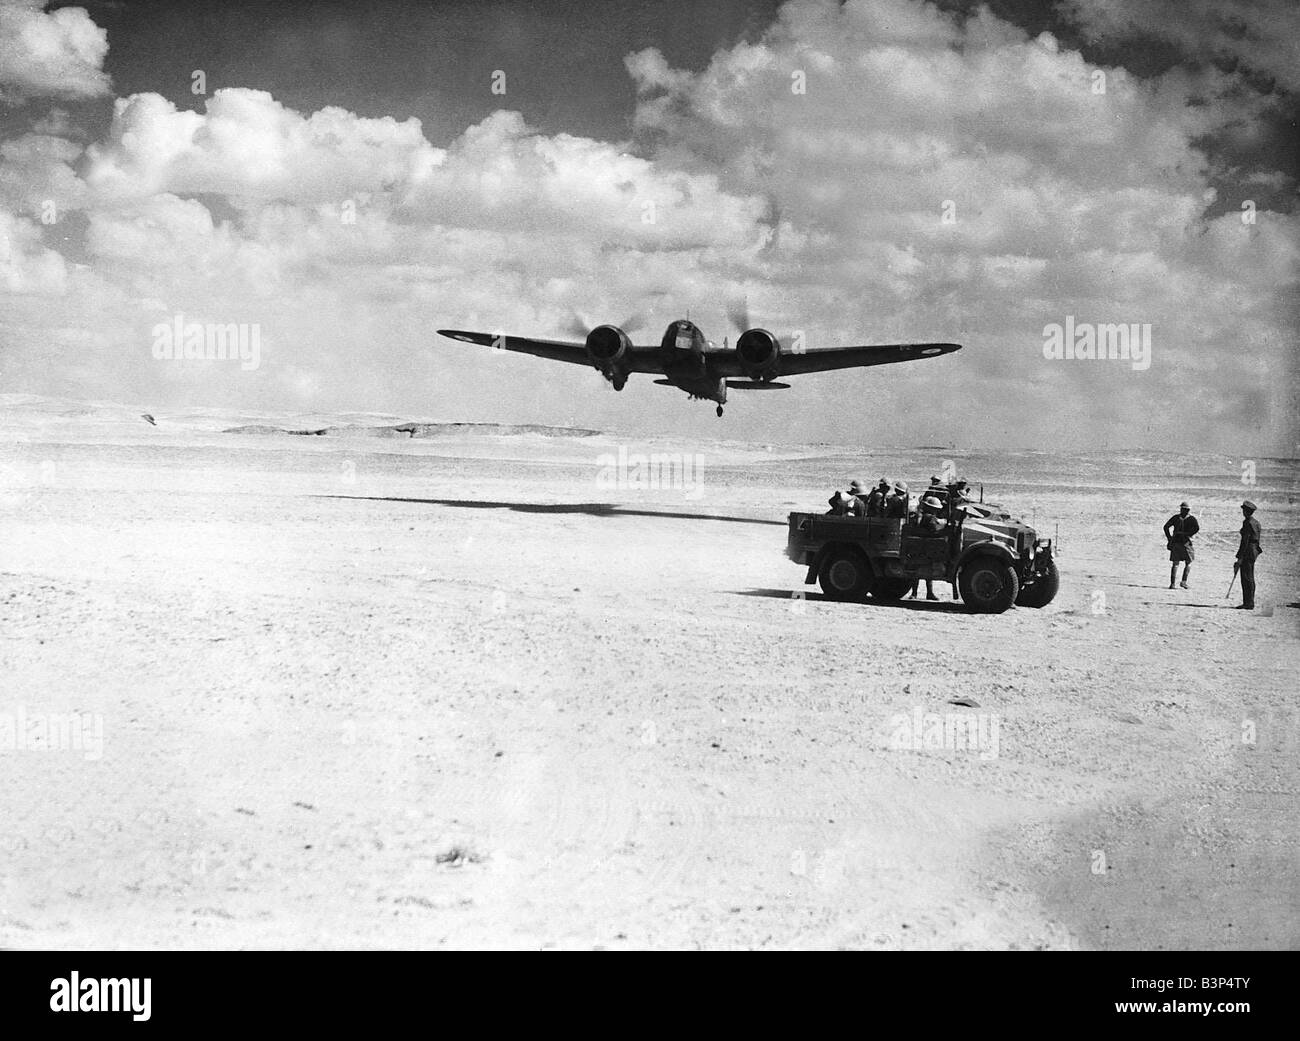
[{"x1": 786, "y1": 512, "x2": 902, "y2": 562}]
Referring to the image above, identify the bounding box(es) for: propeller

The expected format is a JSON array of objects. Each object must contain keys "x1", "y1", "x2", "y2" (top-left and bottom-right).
[
  {"x1": 561, "y1": 310, "x2": 646, "y2": 340},
  {"x1": 726, "y1": 295, "x2": 794, "y2": 358},
  {"x1": 727, "y1": 295, "x2": 792, "y2": 347},
  {"x1": 726, "y1": 298, "x2": 750, "y2": 335}
]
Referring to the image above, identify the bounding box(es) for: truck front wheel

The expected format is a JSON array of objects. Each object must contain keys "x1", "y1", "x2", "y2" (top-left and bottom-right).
[
  {"x1": 1016, "y1": 561, "x2": 1059, "y2": 608},
  {"x1": 818, "y1": 548, "x2": 871, "y2": 601},
  {"x1": 958, "y1": 557, "x2": 1019, "y2": 613}
]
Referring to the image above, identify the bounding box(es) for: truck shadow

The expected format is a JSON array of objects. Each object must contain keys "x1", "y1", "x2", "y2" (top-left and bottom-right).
[
  {"x1": 317, "y1": 495, "x2": 785, "y2": 526},
  {"x1": 737, "y1": 588, "x2": 968, "y2": 613}
]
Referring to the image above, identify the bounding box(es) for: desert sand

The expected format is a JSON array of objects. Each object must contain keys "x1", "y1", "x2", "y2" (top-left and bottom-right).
[{"x1": 1, "y1": 396, "x2": 1297, "y2": 949}]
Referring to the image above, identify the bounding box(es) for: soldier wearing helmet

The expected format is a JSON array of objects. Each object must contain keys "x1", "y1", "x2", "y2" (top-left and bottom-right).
[
  {"x1": 847, "y1": 479, "x2": 869, "y2": 517},
  {"x1": 884, "y1": 480, "x2": 909, "y2": 519},
  {"x1": 908, "y1": 493, "x2": 947, "y2": 601},
  {"x1": 865, "y1": 478, "x2": 890, "y2": 517}
]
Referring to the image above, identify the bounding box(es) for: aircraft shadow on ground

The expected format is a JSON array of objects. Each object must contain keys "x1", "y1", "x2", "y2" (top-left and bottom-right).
[
  {"x1": 737, "y1": 588, "x2": 968, "y2": 613},
  {"x1": 318, "y1": 495, "x2": 786, "y2": 527}
]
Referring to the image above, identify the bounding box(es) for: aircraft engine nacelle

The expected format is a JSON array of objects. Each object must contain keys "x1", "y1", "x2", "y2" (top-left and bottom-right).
[
  {"x1": 585, "y1": 324, "x2": 632, "y2": 389},
  {"x1": 736, "y1": 328, "x2": 782, "y2": 381}
]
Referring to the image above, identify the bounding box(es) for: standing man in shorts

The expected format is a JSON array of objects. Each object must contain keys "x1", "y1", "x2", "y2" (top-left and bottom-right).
[{"x1": 1163, "y1": 500, "x2": 1199, "y2": 589}]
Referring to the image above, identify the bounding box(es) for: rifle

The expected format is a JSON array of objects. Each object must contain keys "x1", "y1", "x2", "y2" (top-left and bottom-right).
[{"x1": 1226, "y1": 561, "x2": 1239, "y2": 599}]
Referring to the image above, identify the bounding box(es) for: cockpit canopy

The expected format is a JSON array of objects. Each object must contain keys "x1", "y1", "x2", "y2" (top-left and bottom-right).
[{"x1": 661, "y1": 320, "x2": 705, "y2": 353}]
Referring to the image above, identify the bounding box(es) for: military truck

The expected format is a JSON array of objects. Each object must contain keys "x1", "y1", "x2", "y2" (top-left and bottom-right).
[{"x1": 785, "y1": 490, "x2": 1058, "y2": 613}]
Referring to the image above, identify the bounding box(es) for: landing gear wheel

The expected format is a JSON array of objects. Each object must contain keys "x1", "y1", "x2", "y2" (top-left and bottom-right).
[
  {"x1": 1015, "y1": 560, "x2": 1059, "y2": 608},
  {"x1": 958, "y1": 557, "x2": 1019, "y2": 613},
  {"x1": 716, "y1": 405, "x2": 724, "y2": 417},
  {"x1": 817, "y1": 548, "x2": 871, "y2": 602},
  {"x1": 871, "y1": 576, "x2": 913, "y2": 601}
]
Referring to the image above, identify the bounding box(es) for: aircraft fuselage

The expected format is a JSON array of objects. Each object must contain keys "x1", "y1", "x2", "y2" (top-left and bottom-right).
[{"x1": 658, "y1": 320, "x2": 726, "y2": 405}]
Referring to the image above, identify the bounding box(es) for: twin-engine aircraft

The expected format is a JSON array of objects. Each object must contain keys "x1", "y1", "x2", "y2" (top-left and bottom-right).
[{"x1": 437, "y1": 313, "x2": 961, "y2": 416}]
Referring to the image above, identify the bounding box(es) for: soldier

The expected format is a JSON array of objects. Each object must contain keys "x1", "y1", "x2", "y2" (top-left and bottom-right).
[
  {"x1": 1235, "y1": 500, "x2": 1263, "y2": 609},
  {"x1": 917, "y1": 493, "x2": 948, "y2": 533},
  {"x1": 908, "y1": 578, "x2": 939, "y2": 601},
  {"x1": 865, "y1": 478, "x2": 889, "y2": 517},
  {"x1": 908, "y1": 494, "x2": 947, "y2": 601},
  {"x1": 945, "y1": 482, "x2": 971, "y2": 601},
  {"x1": 827, "y1": 483, "x2": 865, "y2": 517},
  {"x1": 885, "y1": 480, "x2": 909, "y2": 519},
  {"x1": 1163, "y1": 500, "x2": 1200, "y2": 589},
  {"x1": 848, "y1": 479, "x2": 870, "y2": 517}
]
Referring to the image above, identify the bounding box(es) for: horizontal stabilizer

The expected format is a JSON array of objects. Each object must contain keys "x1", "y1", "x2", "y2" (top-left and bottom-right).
[{"x1": 725, "y1": 380, "x2": 791, "y2": 390}]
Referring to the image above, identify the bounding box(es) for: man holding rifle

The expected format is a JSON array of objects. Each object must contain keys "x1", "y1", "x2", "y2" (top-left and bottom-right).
[{"x1": 1233, "y1": 500, "x2": 1263, "y2": 610}]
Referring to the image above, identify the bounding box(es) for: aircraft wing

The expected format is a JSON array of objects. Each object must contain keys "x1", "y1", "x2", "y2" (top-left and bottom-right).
[
  {"x1": 764, "y1": 341, "x2": 962, "y2": 376},
  {"x1": 437, "y1": 329, "x2": 663, "y2": 372}
]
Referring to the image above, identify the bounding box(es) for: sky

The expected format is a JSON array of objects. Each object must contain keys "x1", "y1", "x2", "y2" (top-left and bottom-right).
[{"x1": 0, "y1": 0, "x2": 1296, "y2": 452}]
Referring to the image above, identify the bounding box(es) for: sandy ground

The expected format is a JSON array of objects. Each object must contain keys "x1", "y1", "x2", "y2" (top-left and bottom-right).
[{"x1": 1, "y1": 405, "x2": 1297, "y2": 949}]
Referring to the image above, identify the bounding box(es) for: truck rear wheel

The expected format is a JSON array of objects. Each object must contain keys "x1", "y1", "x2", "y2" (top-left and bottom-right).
[
  {"x1": 818, "y1": 548, "x2": 871, "y2": 601},
  {"x1": 1016, "y1": 561, "x2": 1059, "y2": 608},
  {"x1": 959, "y1": 557, "x2": 1019, "y2": 613}
]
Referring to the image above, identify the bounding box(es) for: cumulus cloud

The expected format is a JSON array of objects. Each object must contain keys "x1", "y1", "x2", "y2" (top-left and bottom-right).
[
  {"x1": 0, "y1": 81, "x2": 772, "y2": 413},
  {"x1": 0, "y1": 0, "x2": 110, "y2": 102},
  {"x1": 0, "y1": 131, "x2": 85, "y2": 216},
  {"x1": 400, "y1": 110, "x2": 768, "y2": 251},
  {"x1": 84, "y1": 89, "x2": 441, "y2": 203},
  {"x1": 0, "y1": 209, "x2": 66, "y2": 292},
  {"x1": 1061, "y1": 0, "x2": 1300, "y2": 94},
  {"x1": 80, "y1": 92, "x2": 768, "y2": 254},
  {"x1": 621, "y1": 0, "x2": 1297, "y2": 448}
]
